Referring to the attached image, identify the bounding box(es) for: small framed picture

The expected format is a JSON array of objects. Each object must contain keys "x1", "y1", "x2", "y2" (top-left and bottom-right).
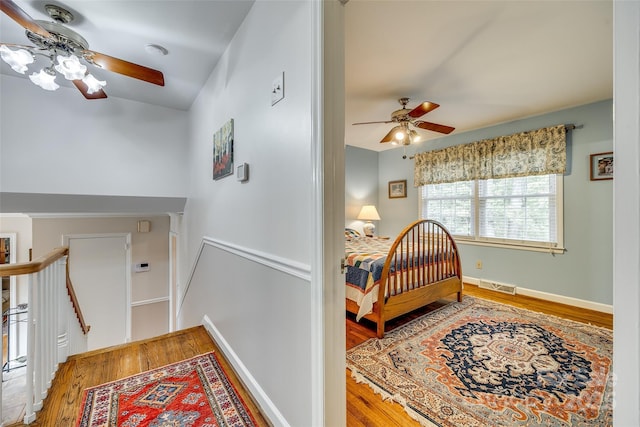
[
  {"x1": 590, "y1": 152, "x2": 613, "y2": 181},
  {"x1": 388, "y1": 180, "x2": 407, "y2": 199},
  {"x1": 213, "y1": 119, "x2": 234, "y2": 180}
]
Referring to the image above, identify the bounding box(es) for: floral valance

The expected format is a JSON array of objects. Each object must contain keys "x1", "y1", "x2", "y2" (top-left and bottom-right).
[{"x1": 414, "y1": 124, "x2": 567, "y2": 186}]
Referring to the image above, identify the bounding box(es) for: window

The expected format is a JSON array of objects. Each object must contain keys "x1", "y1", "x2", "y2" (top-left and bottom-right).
[{"x1": 420, "y1": 174, "x2": 563, "y2": 252}]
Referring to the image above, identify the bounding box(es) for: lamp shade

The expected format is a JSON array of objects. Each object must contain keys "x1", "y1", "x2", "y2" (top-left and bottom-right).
[{"x1": 357, "y1": 205, "x2": 381, "y2": 221}]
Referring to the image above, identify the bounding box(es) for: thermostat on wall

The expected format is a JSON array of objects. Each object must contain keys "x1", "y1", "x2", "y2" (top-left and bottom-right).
[
  {"x1": 134, "y1": 262, "x2": 150, "y2": 272},
  {"x1": 237, "y1": 162, "x2": 249, "y2": 182}
]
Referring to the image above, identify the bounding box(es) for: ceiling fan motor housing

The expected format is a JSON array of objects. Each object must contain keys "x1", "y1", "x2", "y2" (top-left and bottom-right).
[{"x1": 26, "y1": 20, "x2": 89, "y2": 55}]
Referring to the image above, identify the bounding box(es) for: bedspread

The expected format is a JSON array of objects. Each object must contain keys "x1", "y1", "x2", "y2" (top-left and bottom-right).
[
  {"x1": 345, "y1": 236, "x2": 455, "y2": 321},
  {"x1": 345, "y1": 237, "x2": 392, "y2": 321}
]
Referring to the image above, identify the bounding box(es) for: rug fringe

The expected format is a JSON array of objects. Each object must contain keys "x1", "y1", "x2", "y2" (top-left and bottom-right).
[{"x1": 349, "y1": 369, "x2": 438, "y2": 427}]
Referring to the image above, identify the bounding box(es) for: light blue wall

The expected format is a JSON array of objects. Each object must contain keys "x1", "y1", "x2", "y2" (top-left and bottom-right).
[
  {"x1": 345, "y1": 146, "x2": 378, "y2": 235},
  {"x1": 348, "y1": 100, "x2": 613, "y2": 305}
]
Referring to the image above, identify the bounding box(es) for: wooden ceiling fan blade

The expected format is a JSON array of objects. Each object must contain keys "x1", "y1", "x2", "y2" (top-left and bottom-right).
[
  {"x1": 0, "y1": 0, "x2": 52, "y2": 38},
  {"x1": 72, "y1": 79, "x2": 107, "y2": 99},
  {"x1": 408, "y1": 101, "x2": 440, "y2": 118},
  {"x1": 414, "y1": 121, "x2": 455, "y2": 134},
  {"x1": 84, "y1": 50, "x2": 165, "y2": 86},
  {"x1": 380, "y1": 128, "x2": 396, "y2": 143},
  {"x1": 352, "y1": 120, "x2": 394, "y2": 125}
]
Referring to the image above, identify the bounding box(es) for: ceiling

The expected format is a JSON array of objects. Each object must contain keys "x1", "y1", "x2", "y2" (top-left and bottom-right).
[
  {"x1": 345, "y1": 0, "x2": 613, "y2": 151},
  {"x1": 1, "y1": 1, "x2": 613, "y2": 151},
  {"x1": 0, "y1": 0, "x2": 255, "y2": 111}
]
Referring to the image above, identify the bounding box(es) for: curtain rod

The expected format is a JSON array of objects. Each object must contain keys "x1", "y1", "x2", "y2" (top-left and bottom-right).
[{"x1": 405, "y1": 124, "x2": 579, "y2": 160}]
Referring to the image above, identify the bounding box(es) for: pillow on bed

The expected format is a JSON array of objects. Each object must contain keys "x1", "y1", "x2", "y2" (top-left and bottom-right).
[{"x1": 345, "y1": 228, "x2": 362, "y2": 240}]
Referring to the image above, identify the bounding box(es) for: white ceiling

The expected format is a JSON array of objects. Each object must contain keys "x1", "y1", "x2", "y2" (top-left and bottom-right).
[
  {"x1": 345, "y1": 0, "x2": 613, "y2": 151},
  {"x1": 0, "y1": 0, "x2": 255, "y2": 111},
  {"x1": 1, "y1": 1, "x2": 613, "y2": 152}
]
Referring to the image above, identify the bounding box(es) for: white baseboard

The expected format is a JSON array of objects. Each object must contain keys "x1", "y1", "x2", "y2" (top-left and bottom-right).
[
  {"x1": 201, "y1": 315, "x2": 289, "y2": 427},
  {"x1": 463, "y1": 275, "x2": 613, "y2": 314}
]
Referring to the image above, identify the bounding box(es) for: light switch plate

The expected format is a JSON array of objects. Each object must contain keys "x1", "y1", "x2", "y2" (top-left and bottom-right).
[{"x1": 271, "y1": 72, "x2": 284, "y2": 106}]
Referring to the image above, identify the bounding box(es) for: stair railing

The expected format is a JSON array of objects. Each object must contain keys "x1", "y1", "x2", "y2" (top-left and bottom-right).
[{"x1": 0, "y1": 247, "x2": 90, "y2": 425}]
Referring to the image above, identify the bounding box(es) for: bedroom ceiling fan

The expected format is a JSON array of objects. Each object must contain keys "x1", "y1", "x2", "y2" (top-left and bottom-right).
[
  {"x1": 353, "y1": 97, "x2": 455, "y2": 145},
  {"x1": 0, "y1": 0, "x2": 164, "y2": 99}
]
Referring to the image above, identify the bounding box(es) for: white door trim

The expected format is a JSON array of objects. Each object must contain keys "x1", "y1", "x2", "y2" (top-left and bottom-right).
[
  {"x1": 62, "y1": 233, "x2": 132, "y2": 343},
  {"x1": 312, "y1": 1, "x2": 346, "y2": 425}
]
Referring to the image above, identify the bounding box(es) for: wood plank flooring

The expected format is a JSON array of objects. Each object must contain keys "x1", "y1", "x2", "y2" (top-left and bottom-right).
[
  {"x1": 6, "y1": 326, "x2": 270, "y2": 427},
  {"x1": 6, "y1": 284, "x2": 612, "y2": 427},
  {"x1": 346, "y1": 283, "x2": 613, "y2": 426}
]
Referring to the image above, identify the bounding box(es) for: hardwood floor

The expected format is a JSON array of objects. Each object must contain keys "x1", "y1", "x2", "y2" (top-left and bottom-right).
[
  {"x1": 7, "y1": 326, "x2": 270, "y2": 427},
  {"x1": 346, "y1": 283, "x2": 613, "y2": 427},
  {"x1": 5, "y1": 286, "x2": 612, "y2": 427}
]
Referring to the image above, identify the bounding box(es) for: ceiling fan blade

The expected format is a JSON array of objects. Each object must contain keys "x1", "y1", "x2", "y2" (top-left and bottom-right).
[
  {"x1": 408, "y1": 101, "x2": 440, "y2": 118},
  {"x1": 380, "y1": 128, "x2": 396, "y2": 143},
  {"x1": 414, "y1": 121, "x2": 455, "y2": 134},
  {"x1": 83, "y1": 50, "x2": 165, "y2": 86},
  {"x1": 0, "y1": 0, "x2": 52, "y2": 38},
  {"x1": 352, "y1": 120, "x2": 394, "y2": 125},
  {"x1": 72, "y1": 79, "x2": 108, "y2": 100}
]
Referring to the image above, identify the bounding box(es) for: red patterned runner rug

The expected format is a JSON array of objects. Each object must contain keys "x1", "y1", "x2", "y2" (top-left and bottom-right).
[
  {"x1": 76, "y1": 351, "x2": 259, "y2": 427},
  {"x1": 347, "y1": 296, "x2": 613, "y2": 427}
]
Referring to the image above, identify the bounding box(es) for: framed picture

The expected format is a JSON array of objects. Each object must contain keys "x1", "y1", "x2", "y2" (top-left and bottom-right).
[
  {"x1": 213, "y1": 119, "x2": 234, "y2": 180},
  {"x1": 388, "y1": 180, "x2": 407, "y2": 199},
  {"x1": 590, "y1": 152, "x2": 613, "y2": 181}
]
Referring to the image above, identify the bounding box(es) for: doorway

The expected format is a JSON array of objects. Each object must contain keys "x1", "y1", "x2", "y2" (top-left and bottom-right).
[
  {"x1": 64, "y1": 233, "x2": 131, "y2": 351},
  {"x1": 1, "y1": 233, "x2": 17, "y2": 365}
]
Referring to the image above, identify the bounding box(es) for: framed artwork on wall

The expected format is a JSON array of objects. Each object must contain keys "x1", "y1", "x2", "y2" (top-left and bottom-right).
[
  {"x1": 590, "y1": 152, "x2": 613, "y2": 181},
  {"x1": 389, "y1": 180, "x2": 407, "y2": 199},
  {"x1": 213, "y1": 119, "x2": 234, "y2": 180}
]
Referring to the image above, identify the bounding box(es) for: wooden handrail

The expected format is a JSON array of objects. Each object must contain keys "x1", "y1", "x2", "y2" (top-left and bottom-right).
[
  {"x1": 0, "y1": 247, "x2": 68, "y2": 276},
  {"x1": 0, "y1": 246, "x2": 90, "y2": 334},
  {"x1": 66, "y1": 263, "x2": 91, "y2": 334}
]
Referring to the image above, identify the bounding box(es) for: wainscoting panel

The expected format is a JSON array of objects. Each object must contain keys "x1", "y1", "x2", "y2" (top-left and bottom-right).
[{"x1": 177, "y1": 238, "x2": 312, "y2": 427}]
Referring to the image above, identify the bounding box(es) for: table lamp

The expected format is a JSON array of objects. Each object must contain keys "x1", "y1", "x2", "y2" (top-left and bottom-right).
[{"x1": 357, "y1": 205, "x2": 381, "y2": 237}]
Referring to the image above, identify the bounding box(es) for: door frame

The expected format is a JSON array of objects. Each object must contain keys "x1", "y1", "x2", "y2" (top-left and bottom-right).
[{"x1": 63, "y1": 233, "x2": 132, "y2": 344}]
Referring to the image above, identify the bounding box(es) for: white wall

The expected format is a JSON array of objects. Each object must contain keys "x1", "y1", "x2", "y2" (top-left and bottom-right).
[
  {"x1": 178, "y1": 2, "x2": 315, "y2": 425},
  {"x1": 0, "y1": 74, "x2": 188, "y2": 198}
]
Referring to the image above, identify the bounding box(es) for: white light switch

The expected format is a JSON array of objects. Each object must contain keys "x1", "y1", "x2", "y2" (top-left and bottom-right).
[{"x1": 271, "y1": 72, "x2": 284, "y2": 106}]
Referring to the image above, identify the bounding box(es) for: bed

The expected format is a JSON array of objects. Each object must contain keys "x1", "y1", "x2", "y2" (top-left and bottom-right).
[{"x1": 345, "y1": 219, "x2": 463, "y2": 337}]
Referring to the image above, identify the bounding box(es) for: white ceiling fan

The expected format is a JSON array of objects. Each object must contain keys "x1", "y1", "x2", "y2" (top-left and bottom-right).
[{"x1": 0, "y1": 0, "x2": 164, "y2": 99}]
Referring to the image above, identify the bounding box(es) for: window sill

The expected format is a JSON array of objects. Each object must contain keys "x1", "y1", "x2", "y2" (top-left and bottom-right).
[{"x1": 455, "y1": 238, "x2": 565, "y2": 254}]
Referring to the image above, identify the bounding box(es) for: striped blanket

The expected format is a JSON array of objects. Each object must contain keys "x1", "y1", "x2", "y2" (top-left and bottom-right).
[{"x1": 345, "y1": 237, "x2": 393, "y2": 320}]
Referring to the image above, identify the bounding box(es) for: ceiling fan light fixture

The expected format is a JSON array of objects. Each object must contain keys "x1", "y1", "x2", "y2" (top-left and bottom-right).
[
  {"x1": 54, "y1": 54, "x2": 86, "y2": 80},
  {"x1": 390, "y1": 125, "x2": 406, "y2": 141},
  {"x1": 409, "y1": 129, "x2": 420, "y2": 143},
  {"x1": 29, "y1": 67, "x2": 59, "y2": 91},
  {"x1": 0, "y1": 45, "x2": 34, "y2": 74},
  {"x1": 82, "y1": 73, "x2": 106, "y2": 94}
]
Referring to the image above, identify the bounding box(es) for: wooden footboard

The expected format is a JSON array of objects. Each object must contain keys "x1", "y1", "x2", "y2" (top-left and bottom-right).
[{"x1": 348, "y1": 219, "x2": 463, "y2": 338}]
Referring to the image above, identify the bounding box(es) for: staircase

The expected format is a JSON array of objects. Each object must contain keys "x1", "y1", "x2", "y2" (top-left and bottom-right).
[{"x1": 0, "y1": 247, "x2": 90, "y2": 425}]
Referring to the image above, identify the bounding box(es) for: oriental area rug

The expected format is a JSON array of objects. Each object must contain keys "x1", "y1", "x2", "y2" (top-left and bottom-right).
[
  {"x1": 76, "y1": 351, "x2": 259, "y2": 427},
  {"x1": 346, "y1": 296, "x2": 613, "y2": 427}
]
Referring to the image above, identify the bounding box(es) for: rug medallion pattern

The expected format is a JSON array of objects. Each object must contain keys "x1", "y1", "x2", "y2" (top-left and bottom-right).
[
  {"x1": 76, "y1": 351, "x2": 258, "y2": 427},
  {"x1": 346, "y1": 296, "x2": 613, "y2": 426}
]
